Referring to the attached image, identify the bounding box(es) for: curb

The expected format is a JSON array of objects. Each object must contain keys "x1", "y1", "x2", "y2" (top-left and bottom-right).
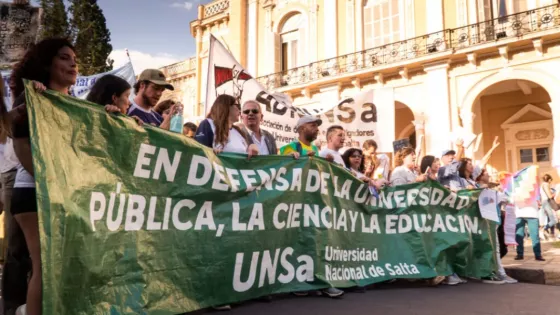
[{"x1": 504, "y1": 267, "x2": 560, "y2": 285}]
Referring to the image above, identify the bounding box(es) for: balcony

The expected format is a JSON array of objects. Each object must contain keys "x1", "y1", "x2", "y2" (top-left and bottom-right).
[
  {"x1": 203, "y1": 0, "x2": 229, "y2": 19},
  {"x1": 160, "y1": 58, "x2": 196, "y2": 79},
  {"x1": 257, "y1": 4, "x2": 560, "y2": 90}
]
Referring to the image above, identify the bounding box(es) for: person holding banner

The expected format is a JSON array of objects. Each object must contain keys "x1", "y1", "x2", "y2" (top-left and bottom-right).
[
  {"x1": 390, "y1": 147, "x2": 428, "y2": 186},
  {"x1": 420, "y1": 155, "x2": 440, "y2": 180},
  {"x1": 475, "y1": 168, "x2": 518, "y2": 284},
  {"x1": 341, "y1": 148, "x2": 386, "y2": 190},
  {"x1": 87, "y1": 74, "x2": 132, "y2": 114},
  {"x1": 3, "y1": 37, "x2": 81, "y2": 315},
  {"x1": 279, "y1": 116, "x2": 321, "y2": 157},
  {"x1": 128, "y1": 69, "x2": 174, "y2": 128},
  {"x1": 240, "y1": 100, "x2": 278, "y2": 155},
  {"x1": 319, "y1": 125, "x2": 345, "y2": 166},
  {"x1": 195, "y1": 94, "x2": 259, "y2": 157}
]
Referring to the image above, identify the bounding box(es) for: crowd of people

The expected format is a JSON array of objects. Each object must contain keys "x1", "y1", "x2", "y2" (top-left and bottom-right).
[{"x1": 0, "y1": 36, "x2": 559, "y2": 315}]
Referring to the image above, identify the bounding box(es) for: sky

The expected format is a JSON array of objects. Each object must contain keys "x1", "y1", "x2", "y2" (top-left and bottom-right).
[{"x1": 31, "y1": 0, "x2": 214, "y2": 73}]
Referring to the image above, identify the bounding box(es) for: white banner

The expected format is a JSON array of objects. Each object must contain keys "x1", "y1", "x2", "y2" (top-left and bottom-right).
[
  {"x1": 2, "y1": 62, "x2": 136, "y2": 108},
  {"x1": 206, "y1": 35, "x2": 395, "y2": 149}
]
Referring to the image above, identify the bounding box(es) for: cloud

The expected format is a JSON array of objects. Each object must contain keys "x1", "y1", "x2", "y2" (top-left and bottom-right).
[
  {"x1": 170, "y1": 1, "x2": 198, "y2": 10},
  {"x1": 109, "y1": 49, "x2": 181, "y2": 75}
]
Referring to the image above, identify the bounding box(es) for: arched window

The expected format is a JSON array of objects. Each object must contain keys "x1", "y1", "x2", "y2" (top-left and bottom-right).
[
  {"x1": 279, "y1": 13, "x2": 303, "y2": 72},
  {"x1": 363, "y1": 0, "x2": 401, "y2": 49}
]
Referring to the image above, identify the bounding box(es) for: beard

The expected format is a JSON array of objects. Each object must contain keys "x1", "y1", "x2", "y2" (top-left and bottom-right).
[{"x1": 141, "y1": 92, "x2": 155, "y2": 108}]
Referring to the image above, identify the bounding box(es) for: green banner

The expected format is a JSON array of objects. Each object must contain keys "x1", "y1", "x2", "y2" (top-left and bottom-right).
[{"x1": 25, "y1": 82, "x2": 497, "y2": 315}]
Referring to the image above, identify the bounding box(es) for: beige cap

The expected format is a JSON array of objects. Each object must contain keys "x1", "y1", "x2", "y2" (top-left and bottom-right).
[{"x1": 138, "y1": 69, "x2": 174, "y2": 90}]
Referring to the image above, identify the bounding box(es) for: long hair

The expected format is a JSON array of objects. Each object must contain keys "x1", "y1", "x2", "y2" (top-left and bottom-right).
[
  {"x1": 342, "y1": 148, "x2": 365, "y2": 173},
  {"x1": 394, "y1": 147, "x2": 415, "y2": 167},
  {"x1": 86, "y1": 74, "x2": 131, "y2": 106},
  {"x1": 10, "y1": 38, "x2": 75, "y2": 97},
  {"x1": 458, "y1": 158, "x2": 473, "y2": 179},
  {"x1": 208, "y1": 94, "x2": 239, "y2": 147},
  {"x1": 0, "y1": 38, "x2": 74, "y2": 143},
  {"x1": 420, "y1": 155, "x2": 435, "y2": 174}
]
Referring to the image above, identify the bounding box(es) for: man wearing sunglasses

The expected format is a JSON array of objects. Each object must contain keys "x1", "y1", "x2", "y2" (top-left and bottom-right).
[{"x1": 240, "y1": 100, "x2": 278, "y2": 155}]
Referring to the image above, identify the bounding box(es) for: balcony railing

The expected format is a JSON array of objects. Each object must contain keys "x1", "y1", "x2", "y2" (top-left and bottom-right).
[
  {"x1": 203, "y1": 0, "x2": 229, "y2": 19},
  {"x1": 257, "y1": 4, "x2": 560, "y2": 90},
  {"x1": 161, "y1": 58, "x2": 196, "y2": 78}
]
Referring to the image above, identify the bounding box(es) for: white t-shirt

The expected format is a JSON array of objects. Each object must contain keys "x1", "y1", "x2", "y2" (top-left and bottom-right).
[
  {"x1": 207, "y1": 119, "x2": 249, "y2": 154},
  {"x1": 14, "y1": 164, "x2": 35, "y2": 188},
  {"x1": 319, "y1": 148, "x2": 345, "y2": 167},
  {"x1": 373, "y1": 154, "x2": 390, "y2": 179},
  {"x1": 0, "y1": 140, "x2": 18, "y2": 173}
]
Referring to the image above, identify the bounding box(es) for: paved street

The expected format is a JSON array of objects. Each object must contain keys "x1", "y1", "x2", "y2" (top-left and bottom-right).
[{"x1": 193, "y1": 282, "x2": 560, "y2": 315}]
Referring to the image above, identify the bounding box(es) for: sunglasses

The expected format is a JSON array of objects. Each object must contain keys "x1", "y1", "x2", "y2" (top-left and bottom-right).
[
  {"x1": 243, "y1": 109, "x2": 259, "y2": 115},
  {"x1": 231, "y1": 103, "x2": 241, "y2": 109}
]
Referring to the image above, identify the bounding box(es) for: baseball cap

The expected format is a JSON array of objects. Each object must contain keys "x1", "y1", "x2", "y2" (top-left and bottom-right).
[
  {"x1": 295, "y1": 116, "x2": 322, "y2": 131},
  {"x1": 138, "y1": 69, "x2": 174, "y2": 90},
  {"x1": 441, "y1": 149, "x2": 456, "y2": 157}
]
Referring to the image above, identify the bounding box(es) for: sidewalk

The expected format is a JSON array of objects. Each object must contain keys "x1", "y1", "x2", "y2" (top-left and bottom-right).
[{"x1": 502, "y1": 240, "x2": 560, "y2": 285}]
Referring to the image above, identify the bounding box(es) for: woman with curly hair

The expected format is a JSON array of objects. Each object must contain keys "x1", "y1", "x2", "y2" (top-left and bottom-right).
[{"x1": 1, "y1": 38, "x2": 120, "y2": 315}]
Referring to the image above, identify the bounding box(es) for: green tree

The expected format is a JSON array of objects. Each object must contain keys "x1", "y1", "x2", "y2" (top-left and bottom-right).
[
  {"x1": 69, "y1": 0, "x2": 113, "y2": 75},
  {"x1": 39, "y1": 0, "x2": 70, "y2": 39}
]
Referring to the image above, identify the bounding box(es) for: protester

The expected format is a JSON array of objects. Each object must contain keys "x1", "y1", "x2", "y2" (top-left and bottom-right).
[
  {"x1": 0, "y1": 74, "x2": 30, "y2": 315},
  {"x1": 183, "y1": 122, "x2": 197, "y2": 138},
  {"x1": 128, "y1": 69, "x2": 174, "y2": 128},
  {"x1": 1, "y1": 37, "x2": 85, "y2": 315},
  {"x1": 540, "y1": 174, "x2": 558, "y2": 239},
  {"x1": 339, "y1": 148, "x2": 382, "y2": 188},
  {"x1": 240, "y1": 100, "x2": 277, "y2": 155},
  {"x1": 419, "y1": 155, "x2": 439, "y2": 180},
  {"x1": 319, "y1": 125, "x2": 345, "y2": 166},
  {"x1": 195, "y1": 94, "x2": 258, "y2": 157},
  {"x1": 154, "y1": 99, "x2": 175, "y2": 116},
  {"x1": 514, "y1": 196, "x2": 545, "y2": 261},
  {"x1": 278, "y1": 116, "x2": 343, "y2": 298},
  {"x1": 363, "y1": 139, "x2": 389, "y2": 180},
  {"x1": 457, "y1": 158, "x2": 478, "y2": 189},
  {"x1": 279, "y1": 116, "x2": 322, "y2": 156},
  {"x1": 86, "y1": 74, "x2": 132, "y2": 114},
  {"x1": 390, "y1": 147, "x2": 427, "y2": 186}
]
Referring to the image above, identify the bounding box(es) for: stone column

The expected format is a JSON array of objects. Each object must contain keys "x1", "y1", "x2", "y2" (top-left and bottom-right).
[
  {"x1": 263, "y1": 1, "x2": 275, "y2": 75},
  {"x1": 412, "y1": 114, "x2": 426, "y2": 155},
  {"x1": 551, "y1": 104, "x2": 560, "y2": 177},
  {"x1": 323, "y1": 0, "x2": 337, "y2": 59},
  {"x1": 423, "y1": 60, "x2": 452, "y2": 155},
  {"x1": 460, "y1": 109, "x2": 476, "y2": 158},
  {"x1": 247, "y1": 0, "x2": 258, "y2": 76}
]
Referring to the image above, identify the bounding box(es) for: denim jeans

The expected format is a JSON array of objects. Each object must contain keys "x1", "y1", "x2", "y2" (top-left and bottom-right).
[
  {"x1": 542, "y1": 200, "x2": 558, "y2": 229},
  {"x1": 515, "y1": 218, "x2": 541, "y2": 257}
]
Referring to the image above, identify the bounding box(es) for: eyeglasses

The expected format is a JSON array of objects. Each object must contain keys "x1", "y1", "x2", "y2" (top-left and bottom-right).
[
  {"x1": 232, "y1": 103, "x2": 241, "y2": 109},
  {"x1": 350, "y1": 155, "x2": 363, "y2": 159},
  {"x1": 243, "y1": 109, "x2": 259, "y2": 115}
]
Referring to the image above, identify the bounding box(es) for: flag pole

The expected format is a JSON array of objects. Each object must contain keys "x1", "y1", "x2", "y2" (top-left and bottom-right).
[{"x1": 125, "y1": 48, "x2": 136, "y2": 79}]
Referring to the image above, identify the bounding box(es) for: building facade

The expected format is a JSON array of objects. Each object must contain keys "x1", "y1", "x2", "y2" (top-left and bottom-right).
[
  {"x1": 158, "y1": 57, "x2": 199, "y2": 120},
  {"x1": 178, "y1": 0, "x2": 560, "y2": 179}
]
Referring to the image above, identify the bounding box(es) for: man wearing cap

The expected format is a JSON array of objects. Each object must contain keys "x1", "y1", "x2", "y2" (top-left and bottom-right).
[
  {"x1": 280, "y1": 116, "x2": 321, "y2": 156},
  {"x1": 128, "y1": 69, "x2": 174, "y2": 127},
  {"x1": 437, "y1": 139, "x2": 465, "y2": 190}
]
